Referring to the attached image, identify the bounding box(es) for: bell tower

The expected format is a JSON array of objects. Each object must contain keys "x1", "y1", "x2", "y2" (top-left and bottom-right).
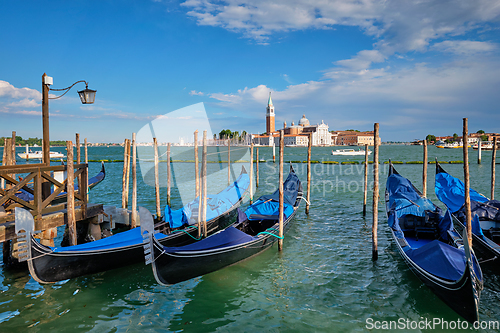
[{"x1": 266, "y1": 92, "x2": 275, "y2": 134}]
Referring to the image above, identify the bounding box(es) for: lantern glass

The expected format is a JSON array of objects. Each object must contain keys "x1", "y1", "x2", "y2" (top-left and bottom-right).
[{"x1": 78, "y1": 88, "x2": 97, "y2": 104}]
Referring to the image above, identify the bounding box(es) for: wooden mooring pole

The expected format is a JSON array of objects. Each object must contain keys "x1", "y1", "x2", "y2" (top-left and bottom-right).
[
  {"x1": 11, "y1": 132, "x2": 16, "y2": 184},
  {"x1": 227, "y1": 139, "x2": 231, "y2": 185},
  {"x1": 363, "y1": 144, "x2": 369, "y2": 216},
  {"x1": 306, "y1": 133, "x2": 312, "y2": 214},
  {"x1": 76, "y1": 133, "x2": 81, "y2": 164},
  {"x1": 194, "y1": 130, "x2": 199, "y2": 198},
  {"x1": 84, "y1": 138, "x2": 88, "y2": 164},
  {"x1": 256, "y1": 147, "x2": 259, "y2": 188},
  {"x1": 11, "y1": 131, "x2": 16, "y2": 166},
  {"x1": 463, "y1": 118, "x2": 472, "y2": 248},
  {"x1": 273, "y1": 138, "x2": 276, "y2": 163},
  {"x1": 167, "y1": 142, "x2": 171, "y2": 207},
  {"x1": 3, "y1": 139, "x2": 13, "y2": 190},
  {"x1": 66, "y1": 140, "x2": 77, "y2": 246},
  {"x1": 478, "y1": 139, "x2": 482, "y2": 164},
  {"x1": 372, "y1": 123, "x2": 379, "y2": 261},
  {"x1": 202, "y1": 130, "x2": 208, "y2": 237},
  {"x1": 131, "y1": 133, "x2": 137, "y2": 229},
  {"x1": 121, "y1": 138, "x2": 130, "y2": 209},
  {"x1": 249, "y1": 143, "x2": 254, "y2": 204},
  {"x1": 1, "y1": 139, "x2": 9, "y2": 189},
  {"x1": 492, "y1": 137, "x2": 497, "y2": 200},
  {"x1": 153, "y1": 138, "x2": 161, "y2": 218},
  {"x1": 423, "y1": 139, "x2": 428, "y2": 197},
  {"x1": 278, "y1": 130, "x2": 284, "y2": 251}
]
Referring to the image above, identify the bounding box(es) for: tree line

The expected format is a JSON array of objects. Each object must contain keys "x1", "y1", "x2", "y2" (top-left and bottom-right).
[
  {"x1": 0, "y1": 136, "x2": 67, "y2": 147},
  {"x1": 426, "y1": 130, "x2": 488, "y2": 144},
  {"x1": 218, "y1": 129, "x2": 248, "y2": 142}
]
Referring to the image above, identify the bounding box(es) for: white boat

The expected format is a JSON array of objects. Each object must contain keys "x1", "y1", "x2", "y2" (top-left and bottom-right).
[
  {"x1": 331, "y1": 148, "x2": 371, "y2": 156},
  {"x1": 473, "y1": 142, "x2": 494, "y2": 150},
  {"x1": 18, "y1": 150, "x2": 65, "y2": 159},
  {"x1": 436, "y1": 141, "x2": 470, "y2": 149}
]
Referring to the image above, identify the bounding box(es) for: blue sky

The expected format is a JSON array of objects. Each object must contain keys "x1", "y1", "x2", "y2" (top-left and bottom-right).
[{"x1": 1, "y1": 0, "x2": 500, "y2": 143}]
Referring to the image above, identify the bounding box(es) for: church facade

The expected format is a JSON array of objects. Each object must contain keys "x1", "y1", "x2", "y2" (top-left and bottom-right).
[{"x1": 251, "y1": 93, "x2": 332, "y2": 146}]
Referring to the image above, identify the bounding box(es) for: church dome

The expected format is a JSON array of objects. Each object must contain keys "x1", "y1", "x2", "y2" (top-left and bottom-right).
[{"x1": 298, "y1": 114, "x2": 310, "y2": 127}]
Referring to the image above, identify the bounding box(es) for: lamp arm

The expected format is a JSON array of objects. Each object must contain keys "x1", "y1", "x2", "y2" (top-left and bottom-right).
[{"x1": 48, "y1": 80, "x2": 88, "y2": 100}]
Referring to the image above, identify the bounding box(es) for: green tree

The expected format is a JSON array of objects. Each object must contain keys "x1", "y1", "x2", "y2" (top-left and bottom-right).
[
  {"x1": 219, "y1": 129, "x2": 232, "y2": 139},
  {"x1": 477, "y1": 129, "x2": 485, "y2": 134},
  {"x1": 426, "y1": 134, "x2": 436, "y2": 143},
  {"x1": 480, "y1": 135, "x2": 488, "y2": 141},
  {"x1": 453, "y1": 133, "x2": 458, "y2": 141}
]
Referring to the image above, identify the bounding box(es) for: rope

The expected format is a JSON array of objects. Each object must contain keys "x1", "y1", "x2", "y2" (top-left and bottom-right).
[
  {"x1": 172, "y1": 226, "x2": 202, "y2": 240},
  {"x1": 257, "y1": 228, "x2": 284, "y2": 239}
]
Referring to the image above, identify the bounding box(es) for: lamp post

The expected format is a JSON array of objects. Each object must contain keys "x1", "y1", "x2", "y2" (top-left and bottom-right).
[{"x1": 42, "y1": 73, "x2": 96, "y2": 165}]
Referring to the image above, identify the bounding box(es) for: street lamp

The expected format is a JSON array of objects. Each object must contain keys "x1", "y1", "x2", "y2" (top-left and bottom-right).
[{"x1": 42, "y1": 73, "x2": 96, "y2": 165}]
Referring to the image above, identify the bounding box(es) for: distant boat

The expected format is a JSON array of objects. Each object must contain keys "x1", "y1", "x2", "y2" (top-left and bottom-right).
[
  {"x1": 472, "y1": 142, "x2": 494, "y2": 150},
  {"x1": 18, "y1": 150, "x2": 65, "y2": 159},
  {"x1": 331, "y1": 148, "x2": 371, "y2": 156},
  {"x1": 436, "y1": 142, "x2": 470, "y2": 149}
]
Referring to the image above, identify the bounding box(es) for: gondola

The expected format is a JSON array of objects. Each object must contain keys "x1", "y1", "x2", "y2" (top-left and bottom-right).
[
  {"x1": 435, "y1": 162, "x2": 500, "y2": 271},
  {"x1": 385, "y1": 163, "x2": 482, "y2": 323},
  {"x1": 143, "y1": 164, "x2": 303, "y2": 286},
  {"x1": 14, "y1": 167, "x2": 250, "y2": 283}
]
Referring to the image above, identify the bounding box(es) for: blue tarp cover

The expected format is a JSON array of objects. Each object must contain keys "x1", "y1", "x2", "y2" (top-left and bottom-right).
[
  {"x1": 244, "y1": 199, "x2": 294, "y2": 220},
  {"x1": 259, "y1": 171, "x2": 301, "y2": 206},
  {"x1": 404, "y1": 240, "x2": 465, "y2": 281},
  {"x1": 164, "y1": 172, "x2": 250, "y2": 228},
  {"x1": 163, "y1": 226, "x2": 255, "y2": 253},
  {"x1": 435, "y1": 171, "x2": 488, "y2": 213},
  {"x1": 51, "y1": 227, "x2": 168, "y2": 252},
  {"x1": 386, "y1": 173, "x2": 452, "y2": 240}
]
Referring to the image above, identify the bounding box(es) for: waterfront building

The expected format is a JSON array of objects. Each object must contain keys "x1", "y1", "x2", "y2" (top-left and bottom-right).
[
  {"x1": 251, "y1": 93, "x2": 332, "y2": 146},
  {"x1": 332, "y1": 131, "x2": 380, "y2": 146}
]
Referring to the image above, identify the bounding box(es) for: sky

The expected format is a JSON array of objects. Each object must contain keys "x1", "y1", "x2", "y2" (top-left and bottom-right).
[{"x1": 1, "y1": 0, "x2": 500, "y2": 143}]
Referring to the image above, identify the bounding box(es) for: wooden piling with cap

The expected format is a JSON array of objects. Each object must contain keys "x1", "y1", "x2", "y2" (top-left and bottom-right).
[
  {"x1": 463, "y1": 118, "x2": 472, "y2": 248},
  {"x1": 131, "y1": 133, "x2": 137, "y2": 229},
  {"x1": 372, "y1": 123, "x2": 379, "y2": 261},
  {"x1": 66, "y1": 140, "x2": 77, "y2": 246},
  {"x1": 278, "y1": 130, "x2": 284, "y2": 251},
  {"x1": 492, "y1": 137, "x2": 497, "y2": 200}
]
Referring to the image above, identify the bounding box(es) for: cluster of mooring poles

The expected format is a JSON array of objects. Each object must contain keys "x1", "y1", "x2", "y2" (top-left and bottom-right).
[{"x1": 115, "y1": 128, "x2": 314, "y2": 252}]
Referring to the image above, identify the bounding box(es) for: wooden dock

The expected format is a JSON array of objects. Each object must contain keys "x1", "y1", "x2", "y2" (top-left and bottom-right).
[{"x1": 0, "y1": 162, "x2": 103, "y2": 244}]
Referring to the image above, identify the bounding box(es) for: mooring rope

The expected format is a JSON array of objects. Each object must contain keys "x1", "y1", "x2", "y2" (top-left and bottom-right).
[
  {"x1": 257, "y1": 228, "x2": 284, "y2": 239},
  {"x1": 172, "y1": 225, "x2": 202, "y2": 240}
]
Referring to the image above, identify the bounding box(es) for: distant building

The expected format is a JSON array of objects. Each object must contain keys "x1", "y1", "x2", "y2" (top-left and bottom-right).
[
  {"x1": 251, "y1": 93, "x2": 331, "y2": 146},
  {"x1": 332, "y1": 131, "x2": 381, "y2": 146}
]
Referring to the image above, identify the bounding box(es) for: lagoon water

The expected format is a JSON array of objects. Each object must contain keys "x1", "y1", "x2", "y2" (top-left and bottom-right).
[{"x1": 1, "y1": 145, "x2": 500, "y2": 332}]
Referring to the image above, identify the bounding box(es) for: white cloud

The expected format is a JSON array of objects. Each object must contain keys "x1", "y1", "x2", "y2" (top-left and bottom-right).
[
  {"x1": 7, "y1": 98, "x2": 40, "y2": 108},
  {"x1": 189, "y1": 90, "x2": 205, "y2": 96},
  {"x1": 0, "y1": 109, "x2": 41, "y2": 116},
  {"x1": 181, "y1": 0, "x2": 500, "y2": 52},
  {"x1": 334, "y1": 49, "x2": 386, "y2": 70},
  {"x1": 432, "y1": 40, "x2": 497, "y2": 55},
  {"x1": 0, "y1": 80, "x2": 40, "y2": 99},
  {"x1": 204, "y1": 57, "x2": 500, "y2": 139}
]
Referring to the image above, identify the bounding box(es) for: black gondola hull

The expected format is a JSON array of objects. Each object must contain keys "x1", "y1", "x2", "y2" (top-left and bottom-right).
[
  {"x1": 151, "y1": 210, "x2": 297, "y2": 285},
  {"x1": 391, "y1": 231, "x2": 480, "y2": 323},
  {"x1": 27, "y1": 204, "x2": 238, "y2": 283}
]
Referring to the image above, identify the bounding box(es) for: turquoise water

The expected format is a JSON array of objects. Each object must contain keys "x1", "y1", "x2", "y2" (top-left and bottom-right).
[{"x1": 1, "y1": 145, "x2": 500, "y2": 332}]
